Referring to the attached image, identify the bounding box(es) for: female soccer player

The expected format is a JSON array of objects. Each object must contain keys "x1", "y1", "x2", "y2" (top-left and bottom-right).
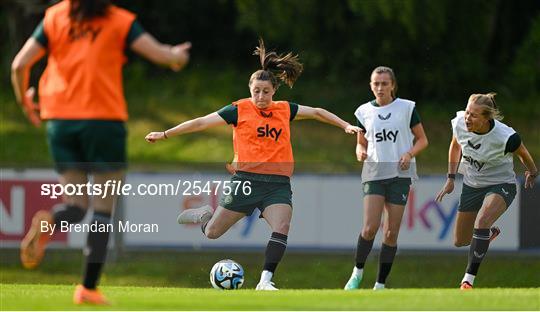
[
  {"x1": 145, "y1": 39, "x2": 360, "y2": 290},
  {"x1": 11, "y1": 0, "x2": 190, "y2": 304},
  {"x1": 344, "y1": 66, "x2": 429, "y2": 290},
  {"x1": 436, "y1": 93, "x2": 537, "y2": 289}
]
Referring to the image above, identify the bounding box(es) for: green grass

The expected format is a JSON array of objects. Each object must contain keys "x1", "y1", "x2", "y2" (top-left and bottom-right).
[
  {"x1": 1, "y1": 284, "x2": 539, "y2": 310},
  {"x1": 1, "y1": 250, "x2": 539, "y2": 310}
]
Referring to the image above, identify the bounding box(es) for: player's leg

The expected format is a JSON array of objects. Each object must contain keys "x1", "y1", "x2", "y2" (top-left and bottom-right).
[
  {"x1": 72, "y1": 170, "x2": 123, "y2": 305},
  {"x1": 202, "y1": 206, "x2": 246, "y2": 239},
  {"x1": 453, "y1": 211, "x2": 477, "y2": 247},
  {"x1": 345, "y1": 190, "x2": 385, "y2": 290},
  {"x1": 460, "y1": 183, "x2": 516, "y2": 289},
  {"x1": 21, "y1": 120, "x2": 90, "y2": 269},
  {"x1": 73, "y1": 120, "x2": 126, "y2": 304},
  {"x1": 374, "y1": 201, "x2": 405, "y2": 290},
  {"x1": 257, "y1": 203, "x2": 292, "y2": 290}
]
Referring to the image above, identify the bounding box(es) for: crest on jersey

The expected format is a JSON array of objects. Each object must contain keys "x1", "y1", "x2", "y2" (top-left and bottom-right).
[
  {"x1": 378, "y1": 113, "x2": 391, "y2": 120},
  {"x1": 467, "y1": 140, "x2": 481, "y2": 150}
]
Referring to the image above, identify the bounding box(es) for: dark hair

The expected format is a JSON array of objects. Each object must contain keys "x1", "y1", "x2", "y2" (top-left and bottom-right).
[
  {"x1": 69, "y1": 0, "x2": 111, "y2": 22},
  {"x1": 249, "y1": 38, "x2": 303, "y2": 89},
  {"x1": 371, "y1": 66, "x2": 398, "y2": 98}
]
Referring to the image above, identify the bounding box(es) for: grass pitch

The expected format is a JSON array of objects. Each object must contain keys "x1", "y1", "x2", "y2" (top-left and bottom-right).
[{"x1": 1, "y1": 284, "x2": 539, "y2": 310}]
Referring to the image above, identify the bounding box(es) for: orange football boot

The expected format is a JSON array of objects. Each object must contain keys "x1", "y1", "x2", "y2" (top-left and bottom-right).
[
  {"x1": 460, "y1": 281, "x2": 473, "y2": 290},
  {"x1": 20, "y1": 210, "x2": 54, "y2": 269},
  {"x1": 73, "y1": 284, "x2": 110, "y2": 305}
]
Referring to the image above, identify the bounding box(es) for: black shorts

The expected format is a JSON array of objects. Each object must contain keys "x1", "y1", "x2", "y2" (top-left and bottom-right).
[
  {"x1": 47, "y1": 120, "x2": 126, "y2": 173},
  {"x1": 219, "y1": 173, "x2": 292, "y2": 216},
  {"x1": 458, "y1": 183, "x2": 517, "y2": 212}
]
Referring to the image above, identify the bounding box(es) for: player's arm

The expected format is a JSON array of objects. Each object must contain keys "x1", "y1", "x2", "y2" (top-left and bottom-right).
[
  {"x1": 436, "y1": 135, "x2": 462, "y2": 202},
  {"x1": 130, "y1": 33, "x2": 191, "y2": 72},
  {"x1": 514, "y1": 143, "x2": 538, "y2": 188},
  {"x1": 295, "y1": 105, "x2": 360, "y2": 134},
  {"x1": 11, "y1": 37, "x2": 46, "y2": 127},
  {"x1": 356, "y1": 131, "x2": 368, "y2": 162},
  {"x1": 145, "y1": 112, "x2": 227, "y2": 143}
]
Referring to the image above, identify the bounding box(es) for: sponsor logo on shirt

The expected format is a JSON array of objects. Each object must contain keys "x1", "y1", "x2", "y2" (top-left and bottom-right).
[
  {"x1": 257, "y1": 124, "x2": 283, "y2": 141},
  {"x1": 375, "y1": 129, "x2": 399, "y2": 143}
]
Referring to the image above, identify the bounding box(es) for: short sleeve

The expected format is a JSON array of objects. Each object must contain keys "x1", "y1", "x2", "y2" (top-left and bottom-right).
[
  {"x1": 126, "y1": 19, "x2": 145, "y2": 46},
  {"x1": 217, "y1": 104, "x2": 238, "y2": 126},
  {"x1": 410, "y1": 107, "x2": 421, "y2": 128},
  {"x1": 355, "y1": 118, "x2": 365, "y2": 131},
  {"x1": 31, "y1": 19, "x2": 48, "y2": 48},
  {"x1": 289, "y1": 102, "x2": 299, "y2": 121},
  {"x1": 505, "y1": 132, "x2": 521, "y2": 154}
]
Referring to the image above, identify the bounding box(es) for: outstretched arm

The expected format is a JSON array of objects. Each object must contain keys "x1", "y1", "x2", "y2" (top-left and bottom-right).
[
  {"x1": 11, "y1": 37, "x2": 46, "y2": 127},
  {"x1": 145, "y1": 112, "x2": 227, "y2": 143},
  {"x1": 130, "y1": 33, "x2": 191, "y2": 71},
  {"x1": 295, "y1": 105, "x2": 360, "y2": 134},
  {"x1": 436, "y1": 135, "x2": 461, "y2": 202},
  {"x1": 514, "y1": 143, "x2": 538, "y2": 188}
]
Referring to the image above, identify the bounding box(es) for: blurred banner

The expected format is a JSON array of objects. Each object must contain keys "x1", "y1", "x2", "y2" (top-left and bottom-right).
[{"x1": 1, "y1": 169, "x2": 519, "y2": 250}]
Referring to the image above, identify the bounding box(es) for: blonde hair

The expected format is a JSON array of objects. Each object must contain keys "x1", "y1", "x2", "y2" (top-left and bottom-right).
[
  {"x1": 250, "y1": 38, "x2": 303, "y2": 89},
  {"x1": 468, "y1": 92, "x2": 503, "y2": 121},
  {"x1": 372, "y1": 66, "x2": 398, "y2": 98}
]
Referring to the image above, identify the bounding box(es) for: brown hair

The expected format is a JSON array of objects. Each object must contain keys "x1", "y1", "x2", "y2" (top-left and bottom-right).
[
  {"x1": 468, "y1": 92, "x2": 503, "y2": 121},
  {"x1": 371, "y1": 66, "x2": 398, "y2": 98},
  {"x1": 249, "y1": 39, "x2": 303, "y2": 89},
  {"x1": 69, "y1": 0, "x2": 111, "y2": 22}
]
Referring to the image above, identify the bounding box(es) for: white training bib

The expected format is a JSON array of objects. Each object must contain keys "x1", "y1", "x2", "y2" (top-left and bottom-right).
[
  {"x1": 452, "y1": 111, "x2": 516, "y2": 187},
  {"x1": 354, "y1": 98, "x2": 418, "y2": 182}
]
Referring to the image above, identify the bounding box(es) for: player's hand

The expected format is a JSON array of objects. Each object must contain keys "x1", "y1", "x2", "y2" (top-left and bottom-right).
[
  {"x1": 398, "y1": 152, "x2": 412, "y2": 170},
  {"x1": 170, "y1": 42, "x2": 191, "y2": 72},
  {"x1": 22, "y1": 87, "x2": 41, "y2": 128},
  {"x1": 436, "y1": 179, "x2": 455, "y2": 202},
  {"x1": 145, "y1": 131, "x2": 168, "y2": 143},
  {"x1": 524, "y1": 170, "x2": 537, "y2": 189},
  {"x1": 356, "y1": 149, "x2": 367, "y2": 162},
  {"x1": 344, "y1": 124, "x2": 361, "y2": 134}
]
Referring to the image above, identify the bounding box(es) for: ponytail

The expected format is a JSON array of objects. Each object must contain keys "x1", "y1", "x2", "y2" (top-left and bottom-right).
[{"x1": 250, "y1": 39, "x2": 303, "y2": 89}]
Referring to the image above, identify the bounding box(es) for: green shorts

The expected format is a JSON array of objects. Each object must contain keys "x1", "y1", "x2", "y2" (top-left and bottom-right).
[
  {"x1": 458, "y1": 183, "x2": 517, "y2": 212},
  {"x1": 47, "y1": 120, "x2": 127, "y2": 173},
  {"x1": 219, "y1": 172, "x2": 292, "y2": 216},
  {"x1": 363, "y1": 177, "x2": 412, "y2": 206}
]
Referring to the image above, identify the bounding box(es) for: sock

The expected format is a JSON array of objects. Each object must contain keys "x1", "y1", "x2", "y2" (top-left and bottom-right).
[
  {"x1": 53, "y1": 204, "x2": 86, "y2": 226},
  {"x1": 260, "y1": 270, "x2": 273, "y2": 283},
  {"x1": 462, "y1": 273, "x2": 476, "y2": 285},
  {"x1": 376, "y1": 243, "x2": 397, "y2": 284},
  {"x1": 263, "y1": 232, "x2": 288, "y2": 273},
  {"x1": 352, "y1": 266, "x2": 363, "y2": 278},
  {"x1": 82, "y1": 211, "x2": 111, "y2": 290},
  {"x1": 466, "y1": 228, "x2": 490, "y2": 277},
  {"x1": 355, "y1": 235, "x2": 374, "y2": 269}
]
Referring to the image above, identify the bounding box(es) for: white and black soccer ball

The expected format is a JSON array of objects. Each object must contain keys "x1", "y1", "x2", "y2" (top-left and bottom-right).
[{"x1": 209, "y1": 259, "x2": 244, "y2": 290}]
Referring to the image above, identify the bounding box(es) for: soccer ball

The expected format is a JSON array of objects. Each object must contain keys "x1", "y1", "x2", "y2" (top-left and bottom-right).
[{"x1": 209, "y1": 259, "x2": 244, "y2": 290}]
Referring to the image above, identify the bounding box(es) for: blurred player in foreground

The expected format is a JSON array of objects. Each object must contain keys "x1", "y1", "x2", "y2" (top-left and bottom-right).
[{"x1": 11, "y1": 0, "x2": 190, "y2": 304}]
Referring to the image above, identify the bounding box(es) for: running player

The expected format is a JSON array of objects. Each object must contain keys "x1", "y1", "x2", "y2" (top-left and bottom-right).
[
  {"x1": 344, "y1": 66, "x2": 429, "y2": 290},
  {"x1": 436, "y1": 92, "x2": 537, "y2": 289},
  {"x1": 11, "y1": 0, "x2": 190, "y2": 304},
  {"x1": 145, "y1": 39, "x2": 360, "y2": 290}
]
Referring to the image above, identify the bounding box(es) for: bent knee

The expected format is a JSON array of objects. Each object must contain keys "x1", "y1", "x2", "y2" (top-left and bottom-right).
[
  {"x1": 454, "y1": 240, "x2": 470, "y2": 247},
  {"x1": 383, "y1": 230, "x2": 399, "y2": 244},
  {"x1": 204, "y1": 226, "x2": 223, "y2": 240},
  {"x1": 361, "y1": 227, "x2": 378, "y2": 240}
]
